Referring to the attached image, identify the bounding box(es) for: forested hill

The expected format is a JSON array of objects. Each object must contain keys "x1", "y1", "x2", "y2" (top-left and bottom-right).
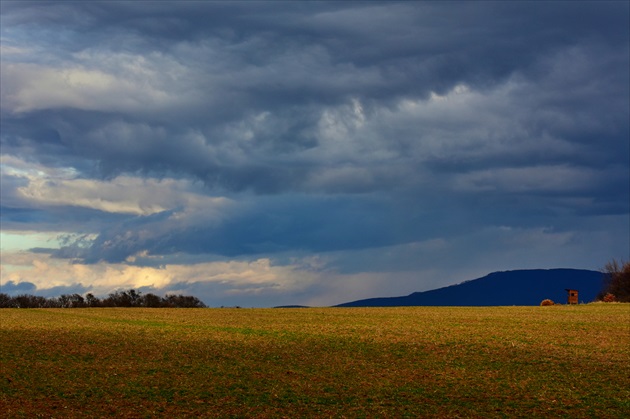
[{"x1": 336, "y1": 269, "x2": 605, "y2": 307}]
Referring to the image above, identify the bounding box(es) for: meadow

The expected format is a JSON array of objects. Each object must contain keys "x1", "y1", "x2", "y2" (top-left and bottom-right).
[{"x1": 1, "y1": 305, "x2": 629, "y2": 418}]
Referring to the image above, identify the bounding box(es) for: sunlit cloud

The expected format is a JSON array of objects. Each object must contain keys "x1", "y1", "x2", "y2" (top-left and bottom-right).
[
  {"x1": 1, "y1": 49, "x2": 190, "y2": 114},
  {"x1": 0, "y1": 252, "x2": 321, "y2": 304},
  {"x1": 2, "y1": 155, "x2": 231, "y2": 215}
]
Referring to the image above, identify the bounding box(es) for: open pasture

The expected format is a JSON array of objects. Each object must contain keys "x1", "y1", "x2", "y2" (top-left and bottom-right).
[{"x1": 1, "y1": 305, "x2": 629, "y2": 417}]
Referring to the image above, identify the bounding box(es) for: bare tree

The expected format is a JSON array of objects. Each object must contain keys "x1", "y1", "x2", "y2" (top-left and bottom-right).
[{"x1": 599, "y1": 259, "x2": 630, "y2": 302}]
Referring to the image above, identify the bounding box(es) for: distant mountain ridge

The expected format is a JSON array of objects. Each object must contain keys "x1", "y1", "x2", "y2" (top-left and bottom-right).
[{"x1": 336, "y1": 269, "x2": 606, "y2": 307}]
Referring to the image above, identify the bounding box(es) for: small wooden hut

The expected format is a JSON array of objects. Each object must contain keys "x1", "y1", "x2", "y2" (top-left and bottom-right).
[{"x1": 565, "y1": 289, "x2": 579, "y2": 305}]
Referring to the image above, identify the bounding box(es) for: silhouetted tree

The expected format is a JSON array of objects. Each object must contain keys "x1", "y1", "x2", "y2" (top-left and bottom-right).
[
  {"x1": 64, "y1": 294, "x2": 85, "y2": 308},
  {"x1": 58, "y1": 294, "x2": 74, "y2": 308},
  {"x1": 104, "y1": 290, "x2": 138, "y2": 307},
  {"x1": 127, "y1": 289, "x2": 142, "y2": 306},
  {"x1": 141, "y1": 293, "x2": 163, "y2": 308},
  {"x1": 32, "y1": 295, "x2": 50, "y2": 308},
  {"x1": 85, "y1": 293, "x2": 101, "y2": 307},
  {"x1": 13, "y1": 294, "x2": 50, "y2": 308},
  {"x1": 164, "y1": 294, "x2": 206, "y2": 308},
  {"x1": 599, "y1": 259, "x2": 630, "y2": 302},
  {"x1": 0, "y1": 293, "x2": 14, "y2": 308}
]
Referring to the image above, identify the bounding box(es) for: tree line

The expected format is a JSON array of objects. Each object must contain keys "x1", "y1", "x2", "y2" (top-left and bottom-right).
[{"x1": 0, "y1": 289, "x2": 206, "y2": 308}]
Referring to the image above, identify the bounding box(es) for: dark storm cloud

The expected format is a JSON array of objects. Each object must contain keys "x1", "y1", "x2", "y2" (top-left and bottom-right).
[
  {"x1": 1, "y1": 1, "x2": 628, "y2": 269},
  {"x1": 67, "y1": 194, "x2": 403, "y2": 263}
]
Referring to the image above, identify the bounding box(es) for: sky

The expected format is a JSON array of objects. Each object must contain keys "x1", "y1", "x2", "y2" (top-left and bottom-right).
[{"x1": 1, "y1": 1, "x2": 628, "y2": 307}]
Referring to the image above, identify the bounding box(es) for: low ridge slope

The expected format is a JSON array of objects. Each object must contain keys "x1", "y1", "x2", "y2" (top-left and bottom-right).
[{"x1": 336, "y1": 269, "x2": 605, "y2": 307}]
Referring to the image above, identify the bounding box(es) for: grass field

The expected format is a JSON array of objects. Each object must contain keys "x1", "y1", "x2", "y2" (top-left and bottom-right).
[{"x1": 1, "y1": 305, "x2": 629, "y2": 418}]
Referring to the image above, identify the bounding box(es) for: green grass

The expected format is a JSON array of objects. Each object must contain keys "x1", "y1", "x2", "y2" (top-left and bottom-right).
[{"x1": 1, "y1": 305, "x2": 629, "y2": 417}]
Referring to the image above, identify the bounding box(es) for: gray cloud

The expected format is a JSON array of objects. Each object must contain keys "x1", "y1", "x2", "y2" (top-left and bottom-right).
[
  {"x1": 0, "y1": 280, "x2": 89, "y2": 298},
  {"x1": 1, "y1": 280, "x2": 37, "y2": 295}
]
